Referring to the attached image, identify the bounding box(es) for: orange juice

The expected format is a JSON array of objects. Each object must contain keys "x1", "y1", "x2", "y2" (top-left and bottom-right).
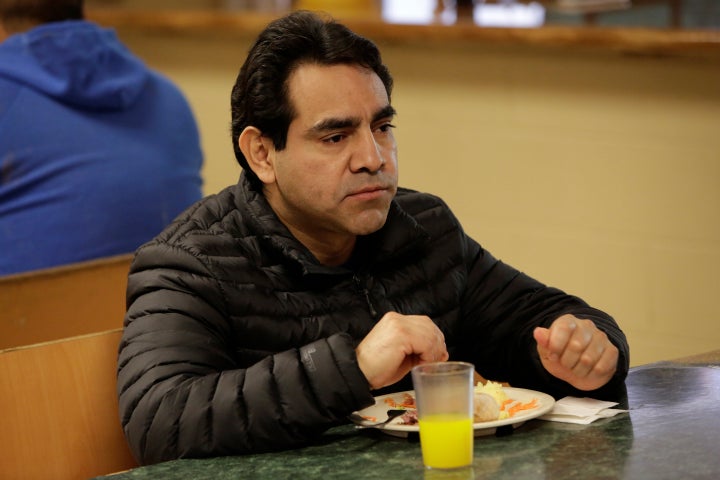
[{"x1": 418, "y1": 414, "x2": 473, "y2": 469}]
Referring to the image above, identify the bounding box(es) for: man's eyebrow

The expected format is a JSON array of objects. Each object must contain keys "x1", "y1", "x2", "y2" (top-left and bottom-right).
[
  {"x1": 372, "y1": 105, "x2": 396, "y2": 123},
  {"x1": 308, "y1": 105, "x2": 396, "y2": 135},
  {"x1": 310, "y1": 116, "x2": 360, "y2": 134}
]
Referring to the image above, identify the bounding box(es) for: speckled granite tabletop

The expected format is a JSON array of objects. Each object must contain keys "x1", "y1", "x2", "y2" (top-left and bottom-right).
[
  {"x1": 671, "y1": 349, "x2": 720, "y2": 366},
  {"x1": 97, "y1": 362, "x2": 720, "y2": 480}
]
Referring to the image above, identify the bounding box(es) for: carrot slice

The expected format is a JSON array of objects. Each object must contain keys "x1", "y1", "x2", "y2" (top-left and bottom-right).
[{"x1": 505, "y1": 398, "x2": 538, "y2": 417}]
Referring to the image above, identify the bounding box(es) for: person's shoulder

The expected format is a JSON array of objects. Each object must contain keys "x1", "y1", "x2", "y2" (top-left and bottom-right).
[
  {"x1": 0, "y1": 77, "x2": 21, "y2": 104},
  {"x1": 392, "y1": 187, "x2": 466, "y2": 239},
  {"x1": 394, "y1": 187, "x2": 453, "y2": 217},
  {"x1": 145, "y1": 69, "x2": 189, "y2": 98},
  {"x1": 152, "y1": 184, "x2": 242, "y2": 245}
]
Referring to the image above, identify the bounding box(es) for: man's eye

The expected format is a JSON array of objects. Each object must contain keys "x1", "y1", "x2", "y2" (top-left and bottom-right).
[
  {"x1": 324, "y1": 134, "x2": 345, "y2": 144},
  {"x1": 378, "y1": 123, "x2": 396, "y2": 133}
]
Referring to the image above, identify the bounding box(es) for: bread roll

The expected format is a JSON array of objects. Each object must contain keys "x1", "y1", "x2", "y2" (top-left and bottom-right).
[{"x1": 473, "y1": 392, "x2": 500, "y2": 422}]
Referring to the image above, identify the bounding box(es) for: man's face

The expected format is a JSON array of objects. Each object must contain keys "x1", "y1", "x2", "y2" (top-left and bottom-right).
[{"x1": 264, "y1": 63, "x2": 398, "y2": 245}]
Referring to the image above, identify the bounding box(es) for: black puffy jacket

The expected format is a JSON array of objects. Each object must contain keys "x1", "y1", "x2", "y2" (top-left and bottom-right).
[{"x1": 118, "y1": 174, "x2": 629, "y2": 465}]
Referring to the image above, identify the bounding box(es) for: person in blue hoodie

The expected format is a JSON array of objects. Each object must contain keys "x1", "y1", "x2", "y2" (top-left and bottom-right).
[{"x1": 0, "y1": 0, "x2": 204, "y2": 275}]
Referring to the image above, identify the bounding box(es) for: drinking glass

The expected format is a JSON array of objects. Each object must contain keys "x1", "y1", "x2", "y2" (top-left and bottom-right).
[{"x1": 411, "y1": 361, "x2": 474, "y2": 470}]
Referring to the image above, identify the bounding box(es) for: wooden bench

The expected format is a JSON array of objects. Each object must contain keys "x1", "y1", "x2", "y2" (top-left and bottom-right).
[
  {"x1": 0, "y1": 329, "x2": 138, "y2": 479},
  {"x1": 0, "y1": 254, "x2": 133, "y2": 350}
]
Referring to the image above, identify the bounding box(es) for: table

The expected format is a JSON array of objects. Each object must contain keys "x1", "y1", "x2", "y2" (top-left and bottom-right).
[{"x1": 95, "y1": 358, "x2": 720, "y2": 479}]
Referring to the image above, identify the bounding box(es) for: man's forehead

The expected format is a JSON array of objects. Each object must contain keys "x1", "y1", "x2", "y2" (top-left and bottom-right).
[{"x1": 287, "y1": 63, "x2": 391, "y2": 126}]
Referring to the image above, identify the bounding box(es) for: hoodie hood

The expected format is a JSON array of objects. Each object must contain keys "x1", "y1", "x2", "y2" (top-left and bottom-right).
[{"x1": 0, "y1": 20, "x2": 149, "y2": 110}]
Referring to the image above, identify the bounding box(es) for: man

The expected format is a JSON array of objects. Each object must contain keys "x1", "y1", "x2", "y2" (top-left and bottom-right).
[
  {"x1": 118, "y1": 11, "x2": 629, "y2": 465},
  {"x1": 0, "y1": 0, "x2": 203, "y2": 275}
]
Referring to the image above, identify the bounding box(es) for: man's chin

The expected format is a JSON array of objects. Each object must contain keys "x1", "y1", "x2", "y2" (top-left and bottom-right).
[{"x1": 350, "y1": 211, "x2": 389, "y2": 236}]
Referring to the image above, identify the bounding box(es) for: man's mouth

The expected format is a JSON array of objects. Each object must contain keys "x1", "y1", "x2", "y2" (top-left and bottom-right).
[{"x1": 347, "y1": 185, "x2": 391, "y2": 200}]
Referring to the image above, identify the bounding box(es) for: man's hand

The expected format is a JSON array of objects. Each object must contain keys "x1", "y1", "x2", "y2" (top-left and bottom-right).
[
  {"x1": 533, "y1": 314, "x2": 618, "y2": 391},
  {"x1": 356, "y1": 312, "x2": 448, "y2": 390}
]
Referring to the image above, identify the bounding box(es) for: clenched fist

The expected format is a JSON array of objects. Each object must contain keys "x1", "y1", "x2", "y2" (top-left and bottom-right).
[
  {"x1": 534, "y1": 314, "x2": 619, "y2": 391},
  {"x1": 356, "y1": 312, "x2": 448, "y2": 390}
]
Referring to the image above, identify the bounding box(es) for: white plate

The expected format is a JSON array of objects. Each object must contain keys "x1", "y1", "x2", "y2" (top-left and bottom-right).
[{"x1": 350, "y1": 387, "x2": 555, "y2": 437}]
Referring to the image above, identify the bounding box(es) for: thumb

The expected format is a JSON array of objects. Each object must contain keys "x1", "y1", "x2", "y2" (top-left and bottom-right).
[{"x1": 533, "y1": 326, "x2": 550, "y2": 352}]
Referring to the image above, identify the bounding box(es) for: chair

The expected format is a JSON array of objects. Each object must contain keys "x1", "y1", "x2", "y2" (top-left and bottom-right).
[
  {"x1": 0, "y1": 254, "x2": 133, "y2": 350},
  {"x1": 0, "y1": 329, "x2": 138, "y2": 479}
]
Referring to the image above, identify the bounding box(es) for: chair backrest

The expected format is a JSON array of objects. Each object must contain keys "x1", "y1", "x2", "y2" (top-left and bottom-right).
[
  {"x1": 0, "y1": 329, "x2": 138, "y2": 479},
  {"x1": 0, "y1": 254, "x2": 133, "y2": 349}
]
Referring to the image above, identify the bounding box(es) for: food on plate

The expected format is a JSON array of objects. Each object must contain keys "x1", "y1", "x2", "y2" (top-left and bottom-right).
[
  {"x1": 474, "y1": 380, "x2": 509, "y2": 420},
  {"x1": 384, "y1": 392, "x2": 415, "y2": 409},
  {"x1": 399, "y1": 409, "x2": 418, "y2": 425},
  {"x1": 473, "y1": 392, "x2": 500, "y2": 422},
  {"x1": 355, "y1": 382, "x2": 540, "y2": 427},
  {"x1": 475, "y1": 380, "x2": 508, "y2": 405},
  {"x1": 505, "y1": 397, "x2": 538, "y2": 417},
  {"x1": 474, "y1": 380, "x2": 538, "y2": 421}
]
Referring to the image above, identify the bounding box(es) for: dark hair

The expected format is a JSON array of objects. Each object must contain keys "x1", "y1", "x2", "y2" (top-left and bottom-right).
[
  {"x1": 0, "y1": 0, "x2": 84, "y2": 29},
  {"x1": 230, "y1": 10, "x2": 393, "y2": 190}
]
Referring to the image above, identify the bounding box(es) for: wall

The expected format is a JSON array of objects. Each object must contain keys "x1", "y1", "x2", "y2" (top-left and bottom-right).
[{"x1": 115, "y1": 29, "x2": 720, "y2": 366}]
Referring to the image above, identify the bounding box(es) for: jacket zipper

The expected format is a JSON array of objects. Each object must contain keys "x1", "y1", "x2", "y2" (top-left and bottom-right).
[{"x1": 353, "y1": 274, "x2": 378, "y2": 318}]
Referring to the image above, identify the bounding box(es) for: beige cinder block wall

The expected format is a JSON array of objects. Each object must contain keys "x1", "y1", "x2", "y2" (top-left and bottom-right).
[{"x1": 117, "y1": 30, "x2": 720, "y2": 366}]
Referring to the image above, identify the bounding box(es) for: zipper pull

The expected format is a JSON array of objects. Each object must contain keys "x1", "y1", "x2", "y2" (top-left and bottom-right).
[{"x1": 353, "y1": 274, "x2": 378, "y2": 318}]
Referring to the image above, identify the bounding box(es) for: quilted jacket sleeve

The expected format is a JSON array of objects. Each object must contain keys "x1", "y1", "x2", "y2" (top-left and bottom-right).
[
  {"x1": 455, "y1": 234, "x2": 629, "y2": 399},
  {"x1": 117, "y1": 244, "x2": 374, "y2": 465}
]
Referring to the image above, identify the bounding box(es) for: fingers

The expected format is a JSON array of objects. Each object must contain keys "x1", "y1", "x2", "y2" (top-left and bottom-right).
[
  {"x1": 590, "y1": 341, "x2": 619, "y2": 380},
  {"x1": 546, "y1": 315, "x2": 589, "y2": 369},
  {"x1": 533, "y1": 325, "x2": 550, "y2": 350},
  {"x1": 415, "y1": 319, "x2": 449, "y2": 364},
  {"x1": 378, "y1": 312, "x2": 446, "y2": 362},
  {"x1": 537, "y1": 314, "x2": 619, "y2": 391},
  {"x1": 356, "y1": 312, "x2": 448, "y2": 390},
  {"x1": 545, "y1": 316, "x2": 576, "y2": 358}
]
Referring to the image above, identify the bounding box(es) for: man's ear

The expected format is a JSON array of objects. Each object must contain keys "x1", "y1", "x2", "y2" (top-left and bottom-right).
[{"x1": 238, "y1": 126, "x2": 275, "y2": 184}]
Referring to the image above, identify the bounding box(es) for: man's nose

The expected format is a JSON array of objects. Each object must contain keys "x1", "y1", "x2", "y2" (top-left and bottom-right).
[{"x1": 350, "y1": 129, "x2": 385, "y2": 173}]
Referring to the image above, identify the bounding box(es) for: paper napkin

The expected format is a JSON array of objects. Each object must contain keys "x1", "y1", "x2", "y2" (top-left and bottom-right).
[{"x1": 539, "y1": 396, "x2": 628, "y2": 425}]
